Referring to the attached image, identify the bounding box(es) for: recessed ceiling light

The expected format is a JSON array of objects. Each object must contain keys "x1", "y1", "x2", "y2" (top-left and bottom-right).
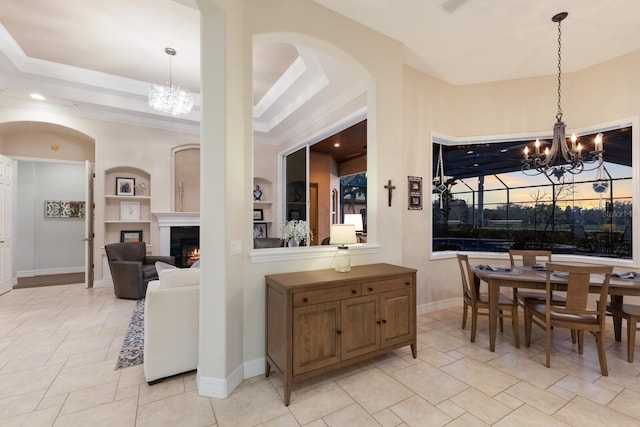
[
  {"x1": 500, "y1": 149, "x2": 508, "y2": 153},
  {"x1": 30, "y1": 93, "x2": 45, "y2": 101},
  {"x1": 333, "y1": 142, "x2": 340, "y2": 147},
  {"x1": 466, "y1": 150, "x2": 473, "y2": 154}
]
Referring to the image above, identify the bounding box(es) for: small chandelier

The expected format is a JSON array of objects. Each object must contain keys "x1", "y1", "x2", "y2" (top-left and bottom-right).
[
  {"x1": 148, "y1": 47, "x2": 194, "y2": 115},
  {"x1": 522, "y1": 12, "x2": 604, "y2": 180}
]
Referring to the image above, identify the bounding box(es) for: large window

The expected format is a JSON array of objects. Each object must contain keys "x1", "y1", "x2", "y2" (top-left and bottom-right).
[{"x1": 432, "y1": 126, "x2": 633, "y2": 259}]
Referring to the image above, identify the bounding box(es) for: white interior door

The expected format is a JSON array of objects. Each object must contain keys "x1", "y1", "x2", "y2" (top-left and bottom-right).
[
  {"x1": 84, "y1": 161, "x2": 95, "y2": 288},
  {"x1": 0, "y1": 154, "x2": 15, "y2": 295}
]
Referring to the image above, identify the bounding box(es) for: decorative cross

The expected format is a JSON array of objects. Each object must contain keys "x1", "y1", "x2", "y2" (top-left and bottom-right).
[{"x1": 384, "y1": 180, "x2": 396, "y2": 206}]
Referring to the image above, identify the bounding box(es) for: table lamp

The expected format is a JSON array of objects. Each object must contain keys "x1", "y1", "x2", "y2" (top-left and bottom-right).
[
  {"x1": 329, "y1": 224, "x2": 357, "y2": 272},
  {"x1": 343, "y1": 214, "x2": 364, "y2": 234}
]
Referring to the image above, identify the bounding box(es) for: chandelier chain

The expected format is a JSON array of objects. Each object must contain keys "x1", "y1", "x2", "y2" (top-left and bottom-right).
[{"x1": 556, "y1": 18, "x2": 563, "y2": 122}]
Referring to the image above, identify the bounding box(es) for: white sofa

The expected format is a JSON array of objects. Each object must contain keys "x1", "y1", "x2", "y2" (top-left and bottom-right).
[{"x1": 143, "y1": 268, "x2": 200, "y2": 383}]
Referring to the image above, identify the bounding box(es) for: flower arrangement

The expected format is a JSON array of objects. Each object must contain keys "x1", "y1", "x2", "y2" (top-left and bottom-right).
[{"x1": 281, "y1": 220, "x2": 313, "y2": 245}]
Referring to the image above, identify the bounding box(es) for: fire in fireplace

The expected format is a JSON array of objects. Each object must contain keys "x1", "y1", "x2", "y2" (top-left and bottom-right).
[{"x1": 170, "y1": 226, "x2": 200, "y2": 267}]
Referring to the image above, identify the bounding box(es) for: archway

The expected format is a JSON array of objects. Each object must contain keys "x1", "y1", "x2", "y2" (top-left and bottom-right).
[{"x1": 0, "y1": 121, "x2": 96, "y2": 289}]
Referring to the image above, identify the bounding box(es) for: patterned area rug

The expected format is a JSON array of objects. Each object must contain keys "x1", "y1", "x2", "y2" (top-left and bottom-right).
[{"x1": 115, "y1": 299, "x2": 145, "y2": 369}]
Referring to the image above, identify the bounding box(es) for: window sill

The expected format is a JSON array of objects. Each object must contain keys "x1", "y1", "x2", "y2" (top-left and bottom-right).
[{"x1": 250, "y1": 243, "x2": 381, "y2": 263}]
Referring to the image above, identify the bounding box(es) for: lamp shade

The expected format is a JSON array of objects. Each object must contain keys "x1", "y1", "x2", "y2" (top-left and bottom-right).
[
  {"x1": 329, "y1": 224, "x2": 357, "y2": 246},
  {"x1": 343, "y1": 214, "x2": 364, "y2": 232}
]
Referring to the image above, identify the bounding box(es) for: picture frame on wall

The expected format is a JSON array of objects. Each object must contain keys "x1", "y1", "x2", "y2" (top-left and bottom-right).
[
  {"x1": 408, "y1": 176, "x2": 423, "y2": 210},
  {"x1": 253, "y1": 222, "x2": 268, "y2": 238},
  {"x1": 120, "y1": 230, "x2": 142, "y2": 243},
  {"x1": 116, "y1": 177, "x2": 135, "y2": 196},
  {"x1": 120, "y1": 201, "x2": 140, "y2": 221},
  {"x1": 253, "y1": 208, "x2": 264, "y2": 221}
]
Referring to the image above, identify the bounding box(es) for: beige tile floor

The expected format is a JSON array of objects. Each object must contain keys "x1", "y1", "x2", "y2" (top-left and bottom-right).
[{"x1": 1, "y1": 283, "x2": 640, "y2": 426}]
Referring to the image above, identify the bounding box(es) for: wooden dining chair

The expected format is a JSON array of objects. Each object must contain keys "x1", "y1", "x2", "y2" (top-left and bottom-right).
[
  {"x1": 508, "y1": 249, "x2": 570, "y2": 312},
  {"x1": 605, "y1": 301, "x2": 640, "y2": 362},
  {"x1": 524, "y1": 263, "x2": 613, "y2": 376},
  {"x1": 457, "y1": 254, "x2": 520, "y2": 347}
]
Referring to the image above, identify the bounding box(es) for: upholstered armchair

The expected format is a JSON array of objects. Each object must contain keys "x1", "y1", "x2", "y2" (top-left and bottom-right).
[{"x1": 104, "y1": 242, "x2": 175, "y2": 299}]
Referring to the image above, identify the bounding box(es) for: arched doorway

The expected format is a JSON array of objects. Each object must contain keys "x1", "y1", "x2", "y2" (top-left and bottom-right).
[{"x1": 0, "y1": 121, "x2": 96, "y2": 290}]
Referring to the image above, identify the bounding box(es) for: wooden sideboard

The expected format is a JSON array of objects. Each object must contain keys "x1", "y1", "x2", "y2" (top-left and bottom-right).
[{"x1": 265, "y1": 263, "x2": 417, "y2": 405}]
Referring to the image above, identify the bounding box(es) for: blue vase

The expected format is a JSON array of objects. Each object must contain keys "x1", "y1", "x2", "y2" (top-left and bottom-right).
[{"x1": 253, "y1": 185, "x2": 263, "y2": 201}]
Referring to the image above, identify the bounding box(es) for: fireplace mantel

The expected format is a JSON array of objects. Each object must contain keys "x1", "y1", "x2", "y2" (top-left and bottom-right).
[{"x1": 153, "y1": 212, "x2": 200, "y2": 256}]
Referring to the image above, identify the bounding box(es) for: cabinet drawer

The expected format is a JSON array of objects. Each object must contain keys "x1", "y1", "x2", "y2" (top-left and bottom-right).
[
  {"x1": 362, "y1": 276, "x2": 413, "y2": 294},
  {"x1": 294, "y1": 286, "x2": 361, "y2": 307}
]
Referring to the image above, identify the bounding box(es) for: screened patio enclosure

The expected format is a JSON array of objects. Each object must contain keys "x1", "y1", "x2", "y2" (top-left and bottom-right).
[{"x1": 432, "y1": 127, "x2": 633, "y2": 258}]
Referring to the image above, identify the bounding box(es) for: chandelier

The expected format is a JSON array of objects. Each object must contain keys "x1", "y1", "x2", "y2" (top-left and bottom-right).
[
  {"x1": 522, "y1": 12, "x2": 604, "y2": 180},
  {"x1": 148, "y1": 47, "x2": 194, "y2": 116}
]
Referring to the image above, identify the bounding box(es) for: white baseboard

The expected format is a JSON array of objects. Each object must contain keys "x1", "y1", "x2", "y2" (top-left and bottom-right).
[
  {"x1": 197, "y1": 363, "x2": 244, "y2": 399},
  {"x1": 243, "y1": 357, "x2": 266, "y2": 379},
  {"x1": 92, "y1": 279, "x2": 113, "y2": 288},
  {"x1": 417, "y1": 297, "x2": 461, "y2": 315},
  {"x1": 16, "y1": 266, "x2": 85, "y2": 278}
]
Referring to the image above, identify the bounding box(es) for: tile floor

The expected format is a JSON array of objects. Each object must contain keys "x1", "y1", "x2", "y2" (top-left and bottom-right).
[{"x1": 1, "y1": 283, "x2": 640, "y2": 426}]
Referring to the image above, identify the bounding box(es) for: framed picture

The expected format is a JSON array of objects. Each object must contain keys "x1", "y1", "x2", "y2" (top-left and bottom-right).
[
  {"x1": 289, "y1": 209, "x2": 301, "y2": 220},
  {"x1": 408, "y1": 176, "x2": 422, "y2": 193},
  {"x1": 120, "y1": 201, "x2": 140, "y2": 221},
  {"x1": 253, "y1": 208, "x2": 264, "y2": 221},
  {"x1": 253, "y1": 222, "x2": 268, "y2": 238},
  {"x1": 116, "y1": 177, "x2": 135, "y2": 196},
  {"x1": 408, "y1": 176, "x2": 423, "y2": 210},
  {"x1": 409, "y1": 196, "x2": 422, "y2": 210},
  {"x1": 120, "y1": 230, "x2": 142, "y2": 243}
]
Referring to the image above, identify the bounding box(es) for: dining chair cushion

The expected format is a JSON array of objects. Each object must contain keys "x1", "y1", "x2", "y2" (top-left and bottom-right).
[
  {"x1": 527, "y1": 304, "x2": 599, "y2": 324},
  {"x1": 477, "y1": 293, "x2": 515, "y2": 305}
]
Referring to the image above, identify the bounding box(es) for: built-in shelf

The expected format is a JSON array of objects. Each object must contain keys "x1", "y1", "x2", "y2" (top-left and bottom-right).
[
  {"x1": 104, "y1": 220, "x2": 152, "y2": 224},
  {"x1": 105, "y1": 195, "x2": 151, "y2": 200},
  {"x1": 104, "y1": 166, "x2": 151, "y2": 245},
  {"x1": 253, "y1": 178, "x2": 274, "y2": 238}
]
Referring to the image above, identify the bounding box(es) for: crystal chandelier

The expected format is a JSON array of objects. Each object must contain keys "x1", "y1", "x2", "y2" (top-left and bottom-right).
[
  {"x1": 522, "y1": 12, "x2": 604, "y2": 180},
  {"x1": 148, "y1": 47, "x2": 194, "y2": 115}
]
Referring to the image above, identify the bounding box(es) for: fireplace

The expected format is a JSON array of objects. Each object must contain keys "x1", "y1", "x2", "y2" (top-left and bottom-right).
[
  {"x1": 170, "y1": 226, "x2": 200, "y2": 267},
  {"x1": 153, "y1": 212, "x2": 200, "y2": 266}
]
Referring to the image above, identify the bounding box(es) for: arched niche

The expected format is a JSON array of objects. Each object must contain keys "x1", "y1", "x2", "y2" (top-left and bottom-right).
[{"x1": 172, "y1": 144, "x2": 200, "y2": 212}]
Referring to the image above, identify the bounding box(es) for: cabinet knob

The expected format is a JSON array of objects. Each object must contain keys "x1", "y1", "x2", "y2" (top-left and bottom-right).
[
  {"x1": 382, "y1": 319, "x2": 387, "y2": 324},
  {"x1": 368, "y1": 287, "x2": 373, "y2": 292},
  {"x1": 302, "y1": 297, "x2": 308, "y2": 303},
  {"x1": 377, "y1": 320, "x2": 381, "y2": 325},
  {"x1": 351, "y1": 289, "x2": 357, "y2": 294},
  {"x1": 336, "y1": 330, "x2": 342, "y2": 335},
  {"x1": 405, "y1": 281, "x2": 410, "y2": 286}
]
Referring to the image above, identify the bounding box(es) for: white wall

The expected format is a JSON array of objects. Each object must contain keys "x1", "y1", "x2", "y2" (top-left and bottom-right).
[{"x1": 15, "y1": 161, "x2": 85, "y2": 276}]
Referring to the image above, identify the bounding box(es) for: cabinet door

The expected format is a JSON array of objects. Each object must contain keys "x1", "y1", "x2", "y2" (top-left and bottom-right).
[
  {"x1": 341, "y1": 294, "x2": 379, "y2": 360},
  {"x1": 380, "y1": 289, "x2": 414, "y2": 348},
  {"x1": 293, "y1": 301, "x2": 340, "y2": 375}
]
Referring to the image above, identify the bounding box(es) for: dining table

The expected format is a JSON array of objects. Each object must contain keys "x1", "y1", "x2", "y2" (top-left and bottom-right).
[{"x1": 472, "y1": 264, "x2": 640, "y2": 352}]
